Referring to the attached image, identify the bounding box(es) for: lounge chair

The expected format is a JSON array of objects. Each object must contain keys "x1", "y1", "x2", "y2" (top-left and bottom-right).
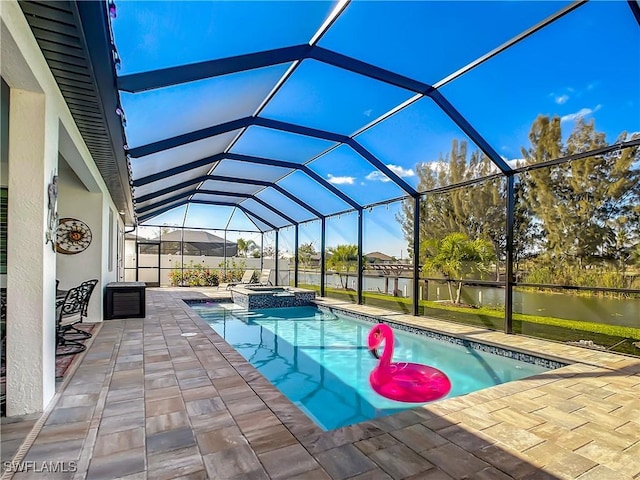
[
  {"x1": 226, "y1": 269, "x2": 256, "y2": 289},
  {"x1": 56, "y1": 279, "x2": 98, "y2": 356},
  {"x1": 257, "y1": 269, "x2": 273, "y2": 286}
]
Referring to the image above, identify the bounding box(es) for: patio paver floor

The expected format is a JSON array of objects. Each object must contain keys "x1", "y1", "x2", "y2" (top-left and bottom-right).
[{"x1": 3, "y1": 287, "x2": 639, "y2": 480}]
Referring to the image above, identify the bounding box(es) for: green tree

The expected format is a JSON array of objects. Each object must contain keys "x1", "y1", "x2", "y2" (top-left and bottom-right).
[
  {"x1": 398, "y1": 117, "x2": 639, "y2": 289},
  {"x1": 397, "y1": 139, "x2": 507, "y2": 271},
  {"x1": 298, "y1": 242, "x2": 316, "y2": 269},
  {"x1": 512, "y1": 176, "x2": 544, "y2": 277},
  {"x1": 421, "y1": 233, "x2": 495, "y2": 304},
  {"x1": 521, "y1": 116, "x2": 639, "y2": 273},
  {"x1": 595, "y1": 133, "x2": 640, "y2": 275},
  {"x1": 327, "y1": 244, "x2": 358, "y2": 289},
  {"x1": 236, "y1": 238, "x2": 257, "y2": 257}
]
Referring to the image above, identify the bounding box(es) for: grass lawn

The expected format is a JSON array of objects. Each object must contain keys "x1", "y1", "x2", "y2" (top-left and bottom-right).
[{"x1": 301, "y1": 285, "x2": 640, "y2": 356}]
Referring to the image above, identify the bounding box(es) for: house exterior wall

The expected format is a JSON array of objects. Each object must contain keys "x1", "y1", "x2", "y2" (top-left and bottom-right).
[
  {"x1": 1, "y1": 0, "x2": 124, "y2": 415},
  {"x1": 56, "y1": 158, "x2": 105, "y2": 323}
]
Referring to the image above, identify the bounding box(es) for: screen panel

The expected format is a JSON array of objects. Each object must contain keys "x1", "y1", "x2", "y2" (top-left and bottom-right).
[
  {"x1": 278, "y1": 226, "x2": 297, "y2": 286},
  {"x1": 134, "y1": 165, "x2": 212, "y2": 198},
  {"x1": 356, "y1": 98, "x2": 500, "y2": 191},
  {"x1": 130, "y1": 130, "x2": 240, "y2": 180},
  {"x1": 198, "y1": 180, "x2": 264, "y2": 196},
  {"x1": 113, "y1": 1, "x2": 333, "y2": 74},
  {"x1": 255, "y1": 188, "x2": 317, "y2": 223},
  {"x1": 121, "y1": 64, "x2": 291, "y2": 147},
  {"x1": 240, "y1": 198, "x2": 292, "y2": 229},
  {"x1": 298, "y1": 220, "x2": 322, "y2": 292},
  {"x1": 325, "y1": 212, "x2": 359, "y2": 301},
  {"x1": 417, "y1": 179, "x2": 506, "y2": 328},
  {"x1": 307, "y1": 144, "x2": 406, "y2": 205},
  {"x1": 318, "y1": 1, "x2": 571, "y2": 85},
  {"x1": 190, "y1": 194, "x2": 243, "y2": 204},
  {"x1": 261, "y1": 60, "x2": 414, "y2": 135},
  {"x1": 211, "y1": 160, "x2": 293, "y2": 183},
  {"x1": 276, "y1": 170, "x2": 353, "y2": 215},
  {"x1": 183, "y1": 204, "x2": 236, "y2": 230},
  {"x1": 362, "y1": 200, "x2": 413, "y2": 313},
  {"x1": 440, "y1": 1, "x2": 639, "y2": 164},
  {"x1": 139, "y1": 206, "x2": 187, "y2": 227},
  {"x1": 136, "y1": 186, "x2": 196, "y2": 211},
  {"x1": 230, "y1": 126, "x2": 337, "y2": 163},
  {"x1": 226, "y1": 208, "x2": 266, "y2": 232}
]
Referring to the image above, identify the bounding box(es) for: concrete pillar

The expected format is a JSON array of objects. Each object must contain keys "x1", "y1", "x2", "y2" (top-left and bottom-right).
[{"x1": 6, "y1": 89, "x2": 58, "y2": 416}]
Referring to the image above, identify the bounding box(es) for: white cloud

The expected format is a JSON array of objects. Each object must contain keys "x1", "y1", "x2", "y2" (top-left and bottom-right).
[
  {"x1": 327, "y1": 174, "x2": 355, "y2": 185},
  {"x1": 366, "y1": 171, "x2": 390, "y2": 182},
  {"x1": 555, "y1": 94, "x2": 569, "y2": 105},
  {"x1": 560, "y1": 104, "x2": 601, "y2": 123},
  {"x1": 366, "y1": 164, "x2": 416, "y2": 182},
  {"x1": 387, "y1": 164, "x2": 415, "y2": 177},
  {"x1": 561, "y1": 108, "x2": 591, "y2": 122}
]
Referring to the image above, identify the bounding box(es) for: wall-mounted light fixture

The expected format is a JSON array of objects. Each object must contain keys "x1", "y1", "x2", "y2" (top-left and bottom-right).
[{"x1": 108, "y1": 0, "x2": 117, "y2": 19}]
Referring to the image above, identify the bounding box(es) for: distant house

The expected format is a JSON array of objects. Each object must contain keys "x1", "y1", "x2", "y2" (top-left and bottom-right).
[
  {"x1": 160, "y1": 230, "x2": 238, "y2": 256},
  {"x1": 132, "y1": 229, "x2": 238, "y2": 256},
  {"x1": 309, "y1": 252, "x2": 329, "y2": 268},
  {"x1": 364, "y1": 251, "x2": 394, "y2": 264}
]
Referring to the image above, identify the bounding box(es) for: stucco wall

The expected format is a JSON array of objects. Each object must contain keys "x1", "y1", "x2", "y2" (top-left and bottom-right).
[
  {"x1": 1, "y1": 0, "x2": 125, "y2": 415},
  {"x1": 56, "y1": 158, "x2": 105, "y2": 322}
]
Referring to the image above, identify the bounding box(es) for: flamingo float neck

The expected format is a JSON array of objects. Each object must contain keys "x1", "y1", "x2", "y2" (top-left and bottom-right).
[{"x1": 368, "y1": 324, "x2": 394, "y2": 368}]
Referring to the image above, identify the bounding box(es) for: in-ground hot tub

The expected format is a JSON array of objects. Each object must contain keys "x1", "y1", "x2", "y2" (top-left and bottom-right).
[
  {"x1": 244, "y1": 286, "x2": 288, "y2": 292},
  {"x1": 230, "y1": 285, "x2": 316, "y2": 309}
]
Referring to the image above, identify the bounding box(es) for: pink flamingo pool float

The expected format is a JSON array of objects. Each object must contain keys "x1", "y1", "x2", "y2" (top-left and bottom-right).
[{"x1": 368, "y1": 324, "x2": 451, "y2": 403}]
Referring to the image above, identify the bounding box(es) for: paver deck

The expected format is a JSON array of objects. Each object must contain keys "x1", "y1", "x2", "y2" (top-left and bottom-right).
[{"x1": 2, "y1": 287, "x2": 639, "y2": 480}]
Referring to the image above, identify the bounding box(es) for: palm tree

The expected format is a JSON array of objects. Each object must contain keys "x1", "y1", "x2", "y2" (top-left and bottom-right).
[
  {"x1": 236, "y1": 238, "x2": 257, "y2": 257},
  {"x1": 327, "y1": 244, "x2": 359, "y2": 289},
  {"x1": 422, "y1": 233, "x2": 495, "y2": 304}
]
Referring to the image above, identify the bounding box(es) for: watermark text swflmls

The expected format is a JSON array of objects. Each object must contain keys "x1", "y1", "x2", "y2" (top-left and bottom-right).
[{"x1": 2, "y1": 461, "x2": 78, "y2": 473}]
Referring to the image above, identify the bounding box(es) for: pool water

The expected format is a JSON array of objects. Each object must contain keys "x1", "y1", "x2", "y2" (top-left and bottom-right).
[{"x1": 191, "y1": 304, "x2": 553, "y2": 430}]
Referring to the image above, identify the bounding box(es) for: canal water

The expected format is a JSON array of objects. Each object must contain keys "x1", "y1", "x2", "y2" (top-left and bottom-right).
[{"x1": 296, "y1": 272, "x2": 639, "y2": 328}]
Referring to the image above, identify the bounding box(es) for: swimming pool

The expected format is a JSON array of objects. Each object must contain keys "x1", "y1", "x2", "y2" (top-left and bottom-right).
[{"x1": 190, "y1": 303, "x2": 558, "y2": 430}]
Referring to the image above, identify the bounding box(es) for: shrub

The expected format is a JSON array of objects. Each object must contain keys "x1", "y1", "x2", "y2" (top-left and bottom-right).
[
  {"x1": 168, "y1": 261, "x2": 219, "y2": 287},
  {"x1": 217, "y1": 258, "x2": 248, "y2": 282}
]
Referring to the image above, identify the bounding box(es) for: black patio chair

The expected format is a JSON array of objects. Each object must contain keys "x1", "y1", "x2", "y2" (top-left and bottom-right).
[{"x1": 56, "y1": 279, "x2": 98, "y2": 356}]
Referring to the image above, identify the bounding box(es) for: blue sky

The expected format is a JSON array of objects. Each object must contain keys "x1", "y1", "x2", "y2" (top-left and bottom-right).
[{"x1": 113, "y1": 1, "x2": 639, "y2": 257}]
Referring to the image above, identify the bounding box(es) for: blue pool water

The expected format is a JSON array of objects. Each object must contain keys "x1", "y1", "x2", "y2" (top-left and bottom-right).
[{"x1": 190, "y1": 303, "x2": 553, "y2": 430}]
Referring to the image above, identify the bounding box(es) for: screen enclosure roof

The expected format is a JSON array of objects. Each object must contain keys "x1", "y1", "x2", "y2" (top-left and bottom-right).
[{"x1": 102, "y1": 0, "x2": 639, "y2": 232}]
